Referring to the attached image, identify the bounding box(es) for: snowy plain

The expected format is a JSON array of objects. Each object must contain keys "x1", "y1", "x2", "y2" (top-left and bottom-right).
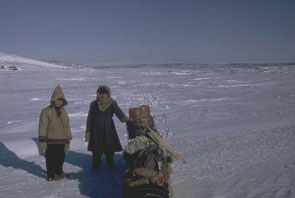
[{"x1": 0, "y1": 53, "x2": 295, "y2": 198}]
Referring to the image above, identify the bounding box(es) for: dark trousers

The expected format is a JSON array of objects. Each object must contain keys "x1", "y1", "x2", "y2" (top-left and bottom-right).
[
  {"x1": 92, "y1": 149, "x2": 114, "y2": 169},
  {"x1": 45, "y1": 144, "x2": 65, "y2": 178}
]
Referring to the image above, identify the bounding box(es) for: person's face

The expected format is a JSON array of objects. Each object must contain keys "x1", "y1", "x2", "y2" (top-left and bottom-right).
[
  {"x1": 54, "y1": 99, "x2": 64, "y2": 107},
  {"x1": 99, "y1": 93, "x2": 109, "y2": 100}
]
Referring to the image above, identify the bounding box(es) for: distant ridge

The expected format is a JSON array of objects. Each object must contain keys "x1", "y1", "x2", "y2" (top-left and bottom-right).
[
  {"x1": 47, "y1": 60, "x2": 90, "y2": 69},
  {"x1": 92, "y1": 62, "x2": 295, "y2": 69},
  {"x1": 0, "y1": 52, "x2": 89, "y2": 70}
]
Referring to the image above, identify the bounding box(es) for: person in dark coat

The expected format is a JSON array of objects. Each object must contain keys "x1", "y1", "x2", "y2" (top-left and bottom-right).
[{"x1": 85, "y1": 85, "x2": 129, "y2": 170}]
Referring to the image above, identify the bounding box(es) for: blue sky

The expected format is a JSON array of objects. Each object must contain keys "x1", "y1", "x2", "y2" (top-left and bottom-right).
[{"x1": 0, "y1": 0, "x2": 294, "y2": 64}]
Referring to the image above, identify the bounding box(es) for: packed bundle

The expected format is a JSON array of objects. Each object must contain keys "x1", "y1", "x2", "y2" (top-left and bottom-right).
[
  {"x1": 126, "y1": 105, "x2": 158, "y2": 139},
  {"x1": 122, "y1": 105, "x2": 175, "y2": 198}
]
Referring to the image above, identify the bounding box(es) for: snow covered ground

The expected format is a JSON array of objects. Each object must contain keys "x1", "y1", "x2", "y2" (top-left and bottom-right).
[{"x1": 1, "y1": 53, "x2": 295, "y2": 197}]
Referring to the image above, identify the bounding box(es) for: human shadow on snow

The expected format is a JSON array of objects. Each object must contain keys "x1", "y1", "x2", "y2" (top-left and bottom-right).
[
  {"x1": 0, "y1": 141, "x2": 47, "y2": 179},
  {"x1": 32, "y1": 138, "x2": 126, "y2": 198},
  {"x1": 69, "y1": 154, "x2": 126, "y2": 198}
]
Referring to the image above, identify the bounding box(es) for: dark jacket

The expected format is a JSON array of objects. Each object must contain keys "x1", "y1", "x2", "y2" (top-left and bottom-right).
[{"x1": 86, "y1": 100, "x2": 127, "y2": 152}]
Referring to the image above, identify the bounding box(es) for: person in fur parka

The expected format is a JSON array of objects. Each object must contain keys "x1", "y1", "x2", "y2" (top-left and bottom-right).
[
  {"x1": 38, "y1": 85, "x2": 72, "y2": 181},
  {"x1": 85, "y1": 85, "x2": 129, "y2": 170}
]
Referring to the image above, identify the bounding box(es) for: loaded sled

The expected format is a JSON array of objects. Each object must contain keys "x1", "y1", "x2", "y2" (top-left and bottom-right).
[{"x1": 122, "y1": 105, "x2": 185, "y2": 198}]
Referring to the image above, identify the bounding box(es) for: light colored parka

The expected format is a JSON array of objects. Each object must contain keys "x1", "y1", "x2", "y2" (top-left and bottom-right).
[{"x1": 38, "y1": 85, "x2": 72, "y2": 144}]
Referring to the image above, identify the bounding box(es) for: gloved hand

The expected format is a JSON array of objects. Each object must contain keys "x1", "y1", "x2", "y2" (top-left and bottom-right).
[
  {"x1": 40, "y1": 142, "x2": 47, "y2": 152},
  {"x1": 123, "y1": 117, "x2": 134, "y2": 122},
  {"x1": 85, "y1": 132, "x2": 90, "y2": 142},
  {"x1": 128, "y1": 117, "x2": 135, "y2": 122},
  {"x1": 64, "y1": 143, "x2": 70, "y2": 153}
]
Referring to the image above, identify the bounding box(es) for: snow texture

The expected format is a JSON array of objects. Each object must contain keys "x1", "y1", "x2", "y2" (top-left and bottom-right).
[{"x1": 0, "y1": 52, "x2": 295, "y2": 197}]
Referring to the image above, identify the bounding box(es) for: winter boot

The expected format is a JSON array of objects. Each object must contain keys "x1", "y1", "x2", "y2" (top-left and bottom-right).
[
  {"x1": 53, "y1": 174, "x2": 64, "y2": 181},
  {"x1": 47, "y1": 177, "x2": 54, "y2": 182},
  {"x1": 61, "y1": 171, "x2": 69, "y2": 178}
]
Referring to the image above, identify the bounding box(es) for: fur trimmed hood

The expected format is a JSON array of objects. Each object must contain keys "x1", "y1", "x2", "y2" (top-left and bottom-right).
[{"x1": 124, "y1": 136, "x2": 155, "y2": 154}]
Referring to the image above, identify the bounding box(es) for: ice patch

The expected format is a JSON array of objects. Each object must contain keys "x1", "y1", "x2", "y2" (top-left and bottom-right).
[
  {"x1": 198, "y1": 98, "x2": 234, "y2": 102},
  {"x1": 193, "y1": 77, "x2": 212, "y2": 81},
  {"x1": 7, "y1": 120, "x2": 22, "y2": 125},
  {"x1": 140, "y1": 71, "x2": 167, "y2": 76},
  {"x1": 140, "y1": 82, "x2": 163, "y2": 86},
  {"x1": 183, "y1": 84, "x2": 199, "y2": 87},
  {"x1": 106, "y1": 76, "x2": 122, "y2": 79},
  {"x1": 170, "y1": 71, "x2": 192, "y2": 75},
  {"x1": 74, "y1": 101, "x2": 87, "y2": 104},
  {"x1": 217, "y1": 84, "x2": 250, "y2": 88},
  {"x1": 226, "y1": 80, "x2": 238, "y2": 82},
  {"x1": 193, "y1": 76, "x2": 223, "y2": 81},
  {"x1": 118, "y1": 81, "x2": 126, "y2": 85},
  {"x1": 56, "y1": 77, "x2": 85, "y2": 81},
  {"x1": 71, "y1": 128, "x2": 85, "y2": 133},
  {"x1": 178, "y1": 98, "x2": 235, "y2": 104},
  {"x1": 163, "y1": 105, "x2": 170, "y2": 109},
  {"x1": 31, "y1": 98, "x2": 40, "y2": 101},
  {"x1": 68, "y1": 112, "x2": 87, "y2": 118}
]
